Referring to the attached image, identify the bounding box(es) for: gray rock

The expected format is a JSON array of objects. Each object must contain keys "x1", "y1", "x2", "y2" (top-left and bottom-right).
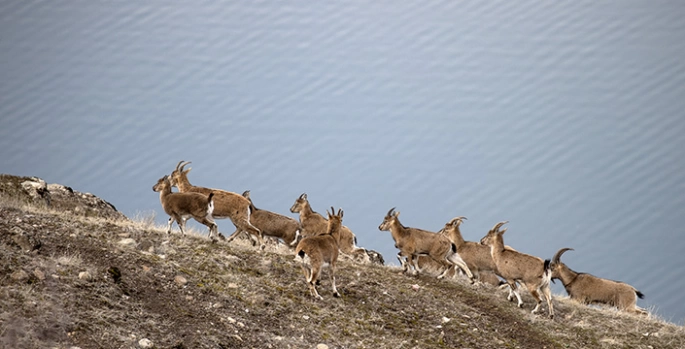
[
  {"x1": 174, "y1": 275, "x2": 188, "y2": 286},
  {"x1": 118, "y1": 238, "x2": 137, "y2": 248},
  {"x1": 11, "y1": 270, "x2": 29, "y2": 281},
  {"x1": 12, "y1": 231, "x2": 41, "y2": 252}
]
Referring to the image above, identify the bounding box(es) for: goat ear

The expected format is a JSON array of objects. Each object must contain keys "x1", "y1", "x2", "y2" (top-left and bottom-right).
[
  {"x1": 395, "y1": 211, "x2": 400, "y2": 217},
  {"x1": 184, "y1": 167, "x2": 192, "y2": 174},
  {"x1": 300, "y1": 193, "x2": 307, "y2": 200},
  {"x1": 499, "y1": 227, "x2": 508, "y2": 234}
]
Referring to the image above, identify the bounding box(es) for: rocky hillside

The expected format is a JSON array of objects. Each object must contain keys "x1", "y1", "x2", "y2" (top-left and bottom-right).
[{"x1": 0, "y1": 174, "x2": 683, "y2": 349}]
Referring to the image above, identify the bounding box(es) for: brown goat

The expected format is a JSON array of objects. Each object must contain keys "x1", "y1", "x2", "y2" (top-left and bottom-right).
[
  {"x1": 241, "y1": 190, "x2": 301, "y2": 247},
  {"x1": 550, "y1": 248, "x2": 646, "y2": 315},
  {"x1": 169, "y1": 161, "x2": 264, "y2": 248},
  {"x1": 378, "y1": 208, "x2": 474, "y2": 282},
  {"x1": 438, "y1": 216, "x2": 520, "y2": 292},
  {"x1": 294, "y1": 207, "x2": 344, "y2": 299},
  {"x1": 480, "y1": 221, "x2": 554, "y2": 319},
  {"x1": 152, "y1": 175, "x2": 217, "y2": 238},
  {"x1": 290, "y1": 193, "x2": 367, "y2": 260}
]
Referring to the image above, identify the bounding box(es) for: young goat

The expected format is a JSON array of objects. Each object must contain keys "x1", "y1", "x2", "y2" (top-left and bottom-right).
[
  {"x1": 290, "y1": 193, "x2": 367, "y2": 260},
  {"x1": 241, "y1": 190, "x2": 301, "y2": 247},
  {"x1": 378, "y1": 208, "x2": 474, "y2": 282},
  {"x1": 480, "y1": 221, "x2": 554, "y2": 318},
  {"x1": 152, "y1": 175, "x2": 217, "y2": 238},
  {"x1": 294, "y1": 207, "x2": 344, "y2": 299},
  {"x1": 169, "y1": 161, "x2": 264, "y2": 248},
  {"x1": 550, "y1": 248, "x2": 647, "y2": 315}
]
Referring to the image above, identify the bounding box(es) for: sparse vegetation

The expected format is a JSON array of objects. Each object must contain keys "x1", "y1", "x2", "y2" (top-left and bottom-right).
[{"x1": 1, "y1": 174, "x2": 684, "y2": 348}]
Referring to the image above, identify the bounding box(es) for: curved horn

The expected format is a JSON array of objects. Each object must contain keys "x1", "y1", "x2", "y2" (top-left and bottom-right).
[
  {"x1": 175, "y1": 161, "x2": 186, "y2": 171},
  {"x1": 491, "y1": 221, "x2": 509, "y2": 232},
  {"x1": 330, "y1": 206, "x2": 335, "y2": 216},
  {"x1": 242, "y1": 190, "x2": 250, "y2": 198},
  {"x1": 179, "y1": 161, "x2": 192, "y2": 171},
  {"x1": 387, "y1": 207, "x2": 396, "y2": 216},
  {"x1": 552, "y1": 248, "x2": 574, "y2": 264},
  {"x1": 449, "y1": 216, "x2": 467, "y2": 226},
  {"x1": 299, "y1": 193, "x2": 307, "y2": 200}
]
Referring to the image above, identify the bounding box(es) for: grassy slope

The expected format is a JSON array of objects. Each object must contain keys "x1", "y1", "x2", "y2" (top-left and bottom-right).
[{"x1": 0, "y1": 192, "x2": 683, "y2": 348}]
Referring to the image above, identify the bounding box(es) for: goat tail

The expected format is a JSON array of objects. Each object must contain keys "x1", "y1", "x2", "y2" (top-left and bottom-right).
[
  {"x1": 294, "y1": 247, "x2": 307, "y2": 262},
  {"x1": 636, "y1": 290, "x2": 645, "y2": 299},
  {"x1": 206, "y1": 192, "x2": 215, "y2": 216},
  {"x1": 542, "y1": 259, "x2": 553, "y2": 287}
]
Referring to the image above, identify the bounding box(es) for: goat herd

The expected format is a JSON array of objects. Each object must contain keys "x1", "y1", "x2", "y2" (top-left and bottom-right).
[{"x1": 153, "y1": 161, "x2": 646, "y2": 320}]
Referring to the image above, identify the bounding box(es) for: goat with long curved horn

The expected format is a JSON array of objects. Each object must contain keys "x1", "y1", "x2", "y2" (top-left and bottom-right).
[{"x1": 549, "y1": 247, "x2": 646, "y2": 315}]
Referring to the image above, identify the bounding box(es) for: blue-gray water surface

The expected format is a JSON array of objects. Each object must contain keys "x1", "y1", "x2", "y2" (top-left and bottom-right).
[{"x1": 1, "y1": 1, "x2": 684, "y2": 323}]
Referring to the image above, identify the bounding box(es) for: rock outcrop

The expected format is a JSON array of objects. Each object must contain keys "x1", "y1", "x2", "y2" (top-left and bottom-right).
[{"x1": 0, "y1": 174, "x2": 127, "y2": 221}]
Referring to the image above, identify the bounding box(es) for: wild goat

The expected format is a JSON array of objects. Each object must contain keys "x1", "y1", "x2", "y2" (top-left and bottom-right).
[
  {"x1": 437, "y1": 216, "x2": 518, "y2": 290},
  {"x1": 550, "y1": 248, "x2": 647, "y2": 315},
  {"x1": 294, "y1": 207, "x2": 344, "y2": 299},
  {"x1": 169, "y1": 161, "x2": 264, "y2": 248},
  {"x1": 480, "y1": 221, "x2": 554, "y2": 318},
  {"x1": 241, "y1": 190, "x2": 301, "y2": 247},
  {"x1": 378, "y1": 208, "x2": 474, "y2": 282},
  {"x1": 290, "y1": 193, "x2": 367, "y2": 260},
  {"x1": 152, "y1": 175, "x2": 217, "y2": 238}
]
